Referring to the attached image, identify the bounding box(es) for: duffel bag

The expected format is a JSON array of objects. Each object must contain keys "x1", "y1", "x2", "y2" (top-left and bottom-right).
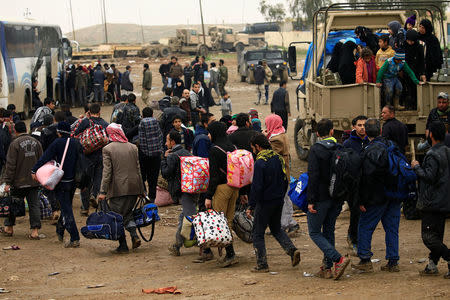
[
  {"x1": 192, "y1": 209, "x2": 232, "y2": 247},
  {"x1": 180, "y1": 215, "x2": 197, "y2": 248},
  {"x1": 232, "y1": 204, "x2": 253, "y2": 243},
  {"x1": 155, "y1": 186, "x2": 174, "y2": 207},
  {"x1": 81, "y1": 200, "x2": 125, "y2": 241},
  {"x1": 132, "y1": 196, "x2": 160, "y2": 242},
  {"x1": 39, "y1": 190, "x2": 53, "y2": 220}
]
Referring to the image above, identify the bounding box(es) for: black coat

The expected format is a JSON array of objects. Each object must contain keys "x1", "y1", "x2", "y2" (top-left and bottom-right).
[
  {"x1": 254, "y1": 65, "x2": 265, "y2": 85},
  {"x1": 338, "y1": 41, "x2": 357, "y2": 84},
  {"x1": 229, "y1": 127, "x2": 258, "y2": 152},
  {"x1": 160, "y1": 144, "x2": 191, "y2": 200},
  {"x1": 414, "y1": 143, "x2": 450, "y2": 213},
  {"x1": 359, "y1": 137, "x2": 393, "y2": 207},
  {"x1": 382, "y1": 118, "x2": 408, "y2": 154},
  {"x1": 205, "y1": 140, "x2": 235, "y2": 199},
  {"x1": 355, "y1": 26, "x2": 379, "y2": 55},
  {"x1": 418, "y1": 20, "x2": 443, "y2": 80},
  {"x1": 327, "y1": 42, "x2": 343, "y2": 73},
  {"x1": 307, "y1": 139, "x2": 337, "y2": 205},
  {"x1": 343, "y1": 130, "x2": 369, "y2": 154},
  {"x1": 404, "y1": 41, "x2": 425, "y2": 78},
  {"x1": 160, "y1": 105, "x2": 188, "y2": 136}
]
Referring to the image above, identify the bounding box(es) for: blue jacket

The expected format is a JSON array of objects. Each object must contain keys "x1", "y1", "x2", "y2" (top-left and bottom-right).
[
  {"x1": 32, "y1": 137, "x2": 82, "y2": 181},
  {"x1": 249, "y1": 152, "x2": 288, "y2": 209},
  {"x1": 93, "y1": 69, "x2": 105, "y2": 84},
  {"x1": 343, "y1": 130, "x2": 368, "y2": 154},
  {"x1": 193, "y1": 125, "x2": 211, "y2": 158}
]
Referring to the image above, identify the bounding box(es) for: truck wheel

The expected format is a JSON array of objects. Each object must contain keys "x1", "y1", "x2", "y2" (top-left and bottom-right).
[
  {"x1": 198, "y1": 45, "x2": 208, "y2": 57},
  {"x1": 235, "y1": 42, "x2": 245, "y2": 53},
  {"x1": 294, "y1": 118, "x2": 310, "y2": 161},
  {"x1": 159, "y1": 47, "x2": 170, "y2": 57},
  {"x1": 147, "y1": 48, "x2": 158, "y2": 58},
  {"x1": 240, "y1": 76, "x2": 246, "y2": 82}
]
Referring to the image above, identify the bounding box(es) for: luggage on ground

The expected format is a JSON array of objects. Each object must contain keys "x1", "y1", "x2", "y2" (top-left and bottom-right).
[
  {"x1": 192, "y1": 209, "x2": 233, "y2": 247},
  {"x1": 81, "y1": 200, "x2": 125, "y2": 241},
  {"x1": 232, "y1": 204, "x2": 253, "y2": 243},
  {"x1": 155, "y1": 186, "x2": 174, "y2": 207},
  {"x1": 180, "y1": 156, "x2": 210, "y2": 193},
  {"x1": 132, "y1": 196, "x2": 160, "y2": 242}
]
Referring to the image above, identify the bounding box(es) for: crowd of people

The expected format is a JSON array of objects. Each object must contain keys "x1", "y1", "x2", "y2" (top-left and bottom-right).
[
  {"x1": 328, "y1": 16, "x2": 443, "y2": 111},
  {"x1": 1, "y1": 49, "x2": 449, "y2": 280}
]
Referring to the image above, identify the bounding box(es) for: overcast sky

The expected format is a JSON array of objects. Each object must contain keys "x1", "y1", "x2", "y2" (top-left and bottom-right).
[{"x1": 0, "y1": 0, "x2": 275, "y2": 33}]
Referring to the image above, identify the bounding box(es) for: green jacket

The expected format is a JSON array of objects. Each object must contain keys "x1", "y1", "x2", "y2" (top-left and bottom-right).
[
  {"x1": 142, "y1": 69, "x2": 152, "y2": 90},
  {"x1": 376, "y1": 58, "x2": 419, "y2": 84},
  {"x1": 218, "y1": 66, "x2": 228, "y2": 83}
]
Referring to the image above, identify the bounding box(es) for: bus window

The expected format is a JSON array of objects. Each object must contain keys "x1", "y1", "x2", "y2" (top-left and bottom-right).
[{"x1": 4, "y1": 25, "x2": 37, "y2": 58}]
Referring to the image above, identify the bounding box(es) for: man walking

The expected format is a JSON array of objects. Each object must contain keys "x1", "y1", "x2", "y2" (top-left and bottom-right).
[
  {"x1": 412, "y1": 121, "x2": 450, "y2": 279},
  {"x1": 254, "y1": 61, "x2": 265, "y2": 105},
  {"x1": 159, "y1": 60, "x2": 170, "y2": 92},
  {"x1": 271, "y1": 81, "x2": 291, "y2": 130},
  {"x1": 93, "y1": 65, "x2": 105, "y2": 103},
  {"x1": 246, "y1": 133, "x2": 301, "y2": 272},
  {"x1": 353, "y1": 118, "x2": 401, "y2": 273},
  {"x1": 262, "y1": 60, "x2": 273, "y2": 104},
  {"x1": 218, "y1": 59, "x2": 228, "y2": 96},
  {"x1": 307, "y1": 119, "x2": 350, "y2": 280},
  {"x1": 142, "y1": 64, "x2": 152, "y2": 107}
]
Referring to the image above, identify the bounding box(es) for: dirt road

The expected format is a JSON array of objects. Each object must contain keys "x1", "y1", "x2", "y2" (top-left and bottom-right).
[{"x1": 1, "y1": 54, "x2": 449, "y2": 299}]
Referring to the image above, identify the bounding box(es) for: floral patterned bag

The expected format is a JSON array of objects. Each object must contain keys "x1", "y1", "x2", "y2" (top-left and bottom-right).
[{"x1": 180, "y1": 156, "x2": 209, "y2": 194}]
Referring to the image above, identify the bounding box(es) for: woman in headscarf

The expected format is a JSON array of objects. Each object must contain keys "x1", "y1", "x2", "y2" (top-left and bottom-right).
[
  {"x1": 204, "y1": 121, "x2": 239, "y2": 267},
  {"x1": 354, "y1": 26, "x2": 379, "y2": 55},
  {"x1": 338, "y1": 39, "x2": 358, "y2": 84},
  {"x1": 264, "y1": 114, "x2": 299, "y2": 233},
  {"x1": 98, "y1": 123, "x2": 145, "y2": 253},
  {"x1": 404, "y1": 29, "x2": 426, "y2": 109},
  {"x1": 418, "y1": 19, "x2": 443, "y2": 80},
  {"x1": 388, "y1": 21, "x2": 406, "y2": 50},
  {"x1": 327, "y1": 41, "x2": 344, "y2": 73}
]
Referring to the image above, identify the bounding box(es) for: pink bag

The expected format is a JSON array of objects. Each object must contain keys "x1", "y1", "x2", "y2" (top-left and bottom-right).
[
  {"x1": 180, "y1": 156, "x2": 209, "y2": 193},
  {"x1": 216, "y1": 146, "x2": 254, "y2": 188},
  {"x1": 155, "y1": 186, "x2": 174, "y2": 207},
  {"x1": 36, "y1": 138, "x2": 70, "y2": 190}
]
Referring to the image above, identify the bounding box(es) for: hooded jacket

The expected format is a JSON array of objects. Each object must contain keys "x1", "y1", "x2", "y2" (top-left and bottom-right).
[
  {"x1": 388, "y1": 21, "x2": 405, "y2": 50},
  {"x1": 193, "y1": 124, "x2": 211, "y2": 158},
  {"x1": 414, "y1": 143, "x2": 450, "y2": 213},
  {"x1": 418, "y1": 19, "x2": 443, "y2": 80},
  {"x1": 343, "y1": 130, "x2": 369, "y2": 154}
]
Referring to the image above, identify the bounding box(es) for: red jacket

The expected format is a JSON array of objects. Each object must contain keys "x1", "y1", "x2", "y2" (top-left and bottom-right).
[{"x1": 355, "y1": 57, "x2": 377, "y2": 83}]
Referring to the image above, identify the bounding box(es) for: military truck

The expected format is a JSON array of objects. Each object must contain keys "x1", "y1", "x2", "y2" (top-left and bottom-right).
[
  {"x1": 241, "y1": 22, "x2": 280, "y2": 47},
  {"x1": 208, "y1": 26, "x2": 249, "y2": 52},
  {"x1": 71, "y1": 43, "x2": 170, "y2": 60},
  {"x1": 168, "y1": 28, "x2": 211, "y2": 56},
  {"x1": 288, "y1": 2, "x2": 449, "y2": 160},
  {"x1": 237, "y1": 48, "x2": 289, "y2": 83}
]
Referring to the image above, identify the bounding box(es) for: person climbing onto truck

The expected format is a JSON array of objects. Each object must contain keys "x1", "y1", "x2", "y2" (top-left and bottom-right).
[{"x1": 376, "y1": 50, "x2": 420, "y2": 110}]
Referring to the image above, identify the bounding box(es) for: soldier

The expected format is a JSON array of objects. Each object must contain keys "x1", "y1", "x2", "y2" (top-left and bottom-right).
[
  {"x1": 218, "y1": 59, "x2": 228, "y2": 96},
  {"x1": 262, "y1": 59, "x2": 273, "y2": 105},
  {"x1": 142, "y1": 64, "x2": 152, "y2": 107}
]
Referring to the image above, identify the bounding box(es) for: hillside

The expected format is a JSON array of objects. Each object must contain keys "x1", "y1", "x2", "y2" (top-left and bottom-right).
[{"x1": 65, "y1": 23, "x2": 246, "y2": 46}]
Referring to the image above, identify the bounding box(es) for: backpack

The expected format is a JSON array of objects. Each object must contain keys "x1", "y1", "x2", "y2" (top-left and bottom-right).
[
  {"x1": 402, "y1": 183, "x2": 421, "y2": 220},
  {"x1": 374, "y1": 140, "x2": 417, "y2": 199},
  {"x1": 79, "y1": 119, "x2": 108, "y2": 154},
  {"x1": 180, "y1": 156, "x2": 210, "y2": 193},
  {"x1": 232, "y1": 204, "x2": 253, "y2": 243},
  {"x1": 288, "y1": 173, "x2": 308, "y2": 212},
  {"x1": 110, "y1": 105, "x2": 125, "y2": 123},
  {"x1": 215, "y1": 146, "x2": 254, "y2": 188},
  {"x1": 327, "y1": 145, "x2": 362, "y2": 202},
  {"x1": 81, "y1": 200, "x2": 125, "y2": 241},
  {"x1": 132, "y1": 196, "x2": 160, "y2": 242}
]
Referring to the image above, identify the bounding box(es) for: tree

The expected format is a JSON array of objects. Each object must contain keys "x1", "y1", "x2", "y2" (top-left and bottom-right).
[{"x1": 259, "y1": 0, "x2": 286, "y2": 24}]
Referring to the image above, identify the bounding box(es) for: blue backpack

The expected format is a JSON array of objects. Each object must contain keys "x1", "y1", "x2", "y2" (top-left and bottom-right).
[
  {"x1": 375, "y1": 140, "x2": 417, "y2": 199},
  {"x1": 132, "y1": 196, "x2": 160, "y2": 242},
  {"x1": 288, "y1": 173, "x2": 308, "y2": 212},
  {"x1": 81, "y1": 201, "x2": 125, "y2": 241}
]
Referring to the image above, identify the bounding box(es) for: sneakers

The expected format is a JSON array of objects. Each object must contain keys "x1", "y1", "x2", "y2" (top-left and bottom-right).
[
  {"x1": 251, "y1": 265, "x2": 269, "y2": 273},
  {"x1": 351, "y1": 260, "x2": 374, "y2": 273},
  {"x1": 168, "y1": 244, "x2": 181, "y2": 256},
  {"x1": 287, "y1": 224, "x2": 300, "y2": 233},
  {"x1": 381, "y1": 263, "x2": 400, "y2": 272},
  {"x1": 419, "y1": 266, "x2": 439, "y2": 276},
  {"x1": 217, "y1": 255, "x2": 239, "y2": 268},
  {"x1": 334, "y1": 256, "x2": 350, "y2": 280},
  {"x1": 316, "y1": 266, "x2": 333, "y2": 279},
  {"x1": 64, "y1": 240, "x2": 80, "y2": 248},
  {"x1": 291, "y1": 249, "x2": 301, "y2": 267},
  {"x1": 56, "y1": 232, "x2": 64, "y2": 243},
  {"x1": 444, "y1": 271, "x2": 450, "y2": 279},
  {"x1": 132, "y1": 237, "x2": 141, "y2": 249},
  {"x1": 192, "y1": 252, "x2": 214, "y2": 263},
  {"x1": 112, "y1": 246, "x2": 129, "y2": 254}
]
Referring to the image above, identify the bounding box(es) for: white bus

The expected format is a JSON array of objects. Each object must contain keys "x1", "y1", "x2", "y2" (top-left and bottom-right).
[{"x1": 0, "y1": 21, "x2": 71, "y2": 118}]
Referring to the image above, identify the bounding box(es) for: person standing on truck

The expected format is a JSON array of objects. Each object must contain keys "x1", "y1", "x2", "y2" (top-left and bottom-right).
[
  {"x1": 355, "y1": 48, "x2": 377, "y2": 84},
  {"x1": 354, "y1": 26, "x2": 379, "y2": 55},
  {"x1": 254, "y1": 61, "x2": 265, "y2": 105},
  {"x1": 404, "y1": 30, "x2": 426, "y2": 110},
  {"x1": 338, "y1": 38, "x2": 358, "y2": 84},
  {"x1": 376, "y1": 51, "x2": 420, "y2": 110},
  {"x1": 218, "y1": 59, "x2": 228, "y2": 96},
  {"x1": 270, "y1": 81, "x2": 291, "y2": 130},
  {"x1": 375, "y1": 35, "x2": 395, "y2": 71},
  {"x1": 418, "y1": 19, "x2": 443, "y2": 81},
  {"x1": 142, "y1": 63, "x2": 152, "y2": 107}
]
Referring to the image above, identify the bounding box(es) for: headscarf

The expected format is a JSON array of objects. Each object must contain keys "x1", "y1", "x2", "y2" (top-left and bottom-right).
[
  {"x1": 419, "y1": 19, "x2": 433, "y2": 36},
  {"x1": 406, "y1": 29, "x2": 419, "y2": 42},
  {"x1": 265, "y1": 114, "x2": 285, "y2": 139},
  {"x1": 106, "y1": 123, "x2": 128, "y2": 143},
  {"x1": 388, "y1": 21, "x2": 401, "y2": 35},
  {"x1": 251, "y1": 118, "x2": 262, "y2": 132},
  {"x1": 249, "y1": 109, "x2": 258, "y2": 120}
]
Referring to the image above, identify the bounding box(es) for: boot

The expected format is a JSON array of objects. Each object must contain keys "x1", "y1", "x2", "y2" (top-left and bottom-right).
[
  {"x1": 290, "y1": 249, "x2": 301, "y2": 267},
  {"x1": 393, "y1": 96, "x2": 405, "y2": 111},
  {"x1": 113, "y1": 235, "x2": 129, "y2": 254},
  {"x1": 251, "y1": 248, "x2": 269, "y2": 272},
  {"x1": 217, "y1": 244, "x2": 238, "y2": 268},
  {"x1": 128, "y1": 227, "x2": 141, "y2": 249}
]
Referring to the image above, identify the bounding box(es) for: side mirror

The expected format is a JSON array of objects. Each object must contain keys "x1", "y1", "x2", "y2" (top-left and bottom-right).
[{"x1": 288, "y1": 46, "x2": 297, "y2": 76}]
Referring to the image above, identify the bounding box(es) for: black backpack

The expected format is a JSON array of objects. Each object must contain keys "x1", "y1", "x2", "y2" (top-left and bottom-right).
[{"x1": 318, "y1": 141, "x2": 362, "y2": 202}]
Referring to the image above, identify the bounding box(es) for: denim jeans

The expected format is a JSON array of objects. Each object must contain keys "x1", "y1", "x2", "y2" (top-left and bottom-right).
[
  {"x1": 55, "y1": 181, "x2": 79, "y2": 242},
  {"x1": 175, "y1": 193, "x2": 198, "y2": 248},
  {"x1": 4, "y1": 187, "x2": 40, "y2": 229},
  {"x1": 253, "y1": 203, "x2": 297, "y2": 262},
  {"x1": 307, "y1": 200, "x2": 342, "y2": 268},
  {"x1": 161, "y1": 76, "x2": 168, "y2": 91},
  {"x1": 357, "y1": 201, "x2": 401, "y2": 261},
  {"x1": 139, "y1": 151, "x2": 161, "y2": 200},
  {"x1": 81, "y1": 153, "x2": 103, "y2": 210},
  {"x1": 383, "y1": 77, "x2": 402, "y2": 106},
  {"x1": 93, "y1": 84, "x2": 104, "y2": 102}
]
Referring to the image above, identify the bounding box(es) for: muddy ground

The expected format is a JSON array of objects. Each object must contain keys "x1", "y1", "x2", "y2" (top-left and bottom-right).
[{"x1": 0, "y1": 54, "x2": 449, "y2": 299}]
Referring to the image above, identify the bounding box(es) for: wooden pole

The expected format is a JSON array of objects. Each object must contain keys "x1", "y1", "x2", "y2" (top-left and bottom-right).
[
  {"x1": 69, "y1": 0, "x2": 76, "y2": 41},
  {"x1": 199, "y1": 0, "x2": 206, "y2": 46},
  {"x1": 410, "y1": 139, "x2": 416, "y2": 161}
]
